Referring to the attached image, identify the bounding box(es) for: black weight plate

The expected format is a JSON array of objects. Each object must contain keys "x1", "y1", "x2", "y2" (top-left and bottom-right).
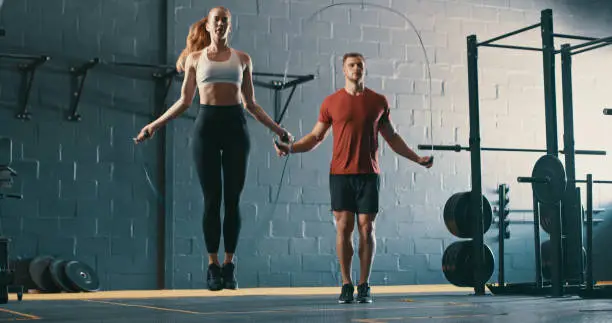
[
  {"x1": 444, "y1": 192, "x2": 493, "y2": 239},
  {"x1": 442, "y1": 240, "x2": 495, "y2": 288},
  {"x1": 443, "y1": 192, "x2": 466, "y2": 237},
  {"x1": 532, "y1": 155, "x2": 566, "y2": 205},
  {"x1": 29, "y1": 255, "x2": 61, "y2": 292},
  {"x1": 539, "y1": 203, "x2": 561, "y2": 234},
  {"x1": 49, "y1": 259, "x2": 75, "y2": 292},
  {"x1": 64, "y1": 261, "x2": 99, "y2": 292}
]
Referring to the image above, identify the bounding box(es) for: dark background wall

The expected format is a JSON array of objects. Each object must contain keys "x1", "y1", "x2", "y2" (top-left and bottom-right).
[{"x1": 0, "y1": 0, "x2": 611, "y2": 290}]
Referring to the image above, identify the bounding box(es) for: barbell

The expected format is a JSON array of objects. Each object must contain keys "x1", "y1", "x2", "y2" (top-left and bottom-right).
[
  {"x1": 518, "y1": 154, "x2": 612, "y2": 204},
  {"x1": 418, "y1": 144, "x2": 606, "y2": 155}
]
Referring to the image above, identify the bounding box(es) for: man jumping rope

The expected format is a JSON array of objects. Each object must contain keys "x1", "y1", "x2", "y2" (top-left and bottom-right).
[{"x1": 274, "y1": 52, "x2": 433, "y2": 303}]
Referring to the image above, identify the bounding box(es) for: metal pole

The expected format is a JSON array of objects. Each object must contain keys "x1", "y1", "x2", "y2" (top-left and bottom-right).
[
  {"x1": 478, "y1": 23, "x2": 541, "y2": 45},
  {"x1": 498, "y1": 184, "x2": 506, "y2": 287},
  {"x1": 550, "y1": 201, "x2": 564, "y2": 297},
  {"x1": 586, "y1": 174, "x2": 594, "y2": 291},
  {"x1": 161, "y1": 0, "x2": 174, "y2": 290},
  {"x1": 540, "y1": 9, "x2": 559, "y2": 156},
  {"x1": 467, "y1": 35, "x2": 486, "y2": 295},
  {"x1": 533, "y1": 197, "x2": 542, "y2": 288},
  {"x1": 560, "y1": 43, "x2": 583, "y2": 286},
  {"x1": 274, "y1": 88, "x2": 281, "y2": 122}
]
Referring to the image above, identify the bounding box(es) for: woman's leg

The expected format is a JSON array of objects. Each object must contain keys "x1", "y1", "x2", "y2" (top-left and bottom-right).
[
  {"x1": 221, "y1": 131, "x2": 250, "y2": 259},
  {"x1": 219, "y1": 111, "x2": 250, "y2": 289},
  {"x1": 193, "y1": 110, "x2": 224, "y2": 291},
  {"x1": 193, "y1": 141, "x2": 223, "y2": 261}
]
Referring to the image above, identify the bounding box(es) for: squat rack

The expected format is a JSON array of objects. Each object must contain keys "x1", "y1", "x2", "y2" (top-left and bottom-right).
[
  {"x1": 419, "y1": 9, "x2": 612, "y2": 296},
  {"x1": 469, "y1": 9, "x2": 612, "y2": 297}
]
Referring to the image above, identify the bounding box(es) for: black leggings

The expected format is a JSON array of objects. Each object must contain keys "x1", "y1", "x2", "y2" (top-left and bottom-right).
[{"x1": 192, "y1": 104, "x2": 250, "y2": 254}]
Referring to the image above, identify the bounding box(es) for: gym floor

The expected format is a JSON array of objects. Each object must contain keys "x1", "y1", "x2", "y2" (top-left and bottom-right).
[{"x1": 1, "y1": 285, "x2": 610, "y2": 322}]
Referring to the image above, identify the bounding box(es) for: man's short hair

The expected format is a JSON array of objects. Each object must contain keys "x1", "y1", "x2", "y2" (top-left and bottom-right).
[{"x1": 342, "y1": 52, "x2": 365, "y2": 64}]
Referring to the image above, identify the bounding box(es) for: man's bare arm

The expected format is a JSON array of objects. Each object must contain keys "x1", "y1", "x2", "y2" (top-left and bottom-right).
[
  {"x1": 379, "y1": 121, "x2": 422, "y2": 163},
  {"x1": 275, "y1": 122, "x2": 331, "y2": 155}
]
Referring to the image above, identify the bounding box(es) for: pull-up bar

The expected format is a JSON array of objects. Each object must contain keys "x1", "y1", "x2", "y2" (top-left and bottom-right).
[
  {"x1": 561, "y1": 35, "x2": 612, "y2": 56},
  {"x1": 476, "y1": 11, "x2": 612, "y2": 55},
  {"x1": 478, "y1": 22, "x2": 541, "y2": 46}
]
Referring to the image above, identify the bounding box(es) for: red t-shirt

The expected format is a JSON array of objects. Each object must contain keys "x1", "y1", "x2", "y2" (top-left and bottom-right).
[{"x1": 318, "y1": 88, "x2": 391, "y2": 175}]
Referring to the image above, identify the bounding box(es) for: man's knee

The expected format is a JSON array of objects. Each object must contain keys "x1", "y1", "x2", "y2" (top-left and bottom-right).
[
  {"x1": 358, "y1": 214, "x2": 376, "y2": 237},
  {"x1": 334, "y1": 211, "x2": 355, "y2": 235}
]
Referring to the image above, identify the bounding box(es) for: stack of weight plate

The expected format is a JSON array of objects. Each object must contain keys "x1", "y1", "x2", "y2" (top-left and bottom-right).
[{"x1": 11, "y1": 256, "x2": 100, "y2": 293}]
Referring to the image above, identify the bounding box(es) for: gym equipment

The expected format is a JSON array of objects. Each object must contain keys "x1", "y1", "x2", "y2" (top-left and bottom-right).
[
  {"x1": 49, "y1": 259, "x2": 76, "y2": 292},
  {"x1": 443, "y1": 192, "x2": 493, "y2": 239},
  {"x1": 418, "y1": 144, "x2": 606, "y2": 156},
  {"x1": 0, "y1": 53, "x2": 50, "y2": 120},
  {"x1": 516, "y1": 155, "x2": 612, "y2": 294},
  {"x1": 518, "y1": 155, "x2": 612, "y2": 203},
  {"x1": 10, "y1": 257, "x2": 99, "y2": 293},
  {"x1": 66, "y1": 59, "x2": 100, "y2": 121},
  {"x1": 0, "y1": 139, "x2": 24, "y2": 302},
  {"x1": 64, "y1": 260, "x2": 100, "y2": 292},
  {"x1": 518, "y1": 154, "x2": 567, "y2": 205},
  {"x1": 0, "y1": 238, "x2": 17, "y2": 304},
  {"x1": 540, "y1": 240, "x2": 586, "y2": 281},
  {"x1": 252, "y1": 72, "x2": 315, "y2": 123},
  {"x1": 442, "y1": 240, "x2": 495, "y2": 288},
  {"x1": 604, "y1": 109, "x2": 611, "y2": 115},
  {"x1": 576, "y1": 174, "x2": 612, "y2": 298},
  {"x1": 494, "y1": 185, "x2": 510, "y2": 287},
  {"x1": 29, "y1": 255, "x2": 61, "y2": 293},
  {"x1": 423, "y1": 8, "x2": 611, "y2": 297}
]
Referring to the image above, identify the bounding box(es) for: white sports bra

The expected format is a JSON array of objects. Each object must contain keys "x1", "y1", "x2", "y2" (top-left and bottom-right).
[{"x1": 196, "y1": 48, "x2": 245, "y2": 86}]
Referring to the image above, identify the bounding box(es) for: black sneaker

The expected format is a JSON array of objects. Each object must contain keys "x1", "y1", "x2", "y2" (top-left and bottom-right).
[
  {"x1": 221, "y1": 262, "x2": 238, "y2": 290},
  {"x1": 356, "y1": 283, "x2": 372, "y2": 303},
  {"x1": 338, "y1": 283, "x2": 354, "y2": 304},
  {"x1": 207, "y1": 263, "x2": 223, "y2": 291}
]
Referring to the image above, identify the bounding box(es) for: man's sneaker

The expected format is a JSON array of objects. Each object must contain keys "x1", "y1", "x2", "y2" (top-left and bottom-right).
[
  {"x1": 207, "y1": 263, "x2": 223, "y2": 291},
  {"x1": 338, "y1": 283, "x2": 354, "y2": 304},
  {"x1": 221, "y1": 262, "x2": 238, "y2": 290},
  {"x1": 356, "y1": 283, "x2": 372, "y2": 303}
]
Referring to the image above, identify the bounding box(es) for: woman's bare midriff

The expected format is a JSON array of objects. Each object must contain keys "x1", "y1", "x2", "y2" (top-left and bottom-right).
[{"x1": 198, "y1": 83, "x2": 242, "y2": 106}]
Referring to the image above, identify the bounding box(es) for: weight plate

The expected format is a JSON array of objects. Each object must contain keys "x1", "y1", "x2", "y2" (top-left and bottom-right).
[
  {"x1": 539, "y1": 203, "x2": 560, "y2": 234},
  {"x1": 442, "y1": 240, "x2": 495, "y2": 288},
  {"x1": 532, "y1": 154, "x2": 566, "y2": 205},
  {"x1": 444, "y1": 192, "x2": 493, "y2": 239},
  {"x1": 29, "y1": 255, "x2": 61, "y2": 292},
  {"x1": 49, "y1": 259, "x2": 75, "y2": 292},
  {"x1": 541, "y1": 239, "x2": 586, "y2": 281},
  {"x1": 443, "y1": 192, "x2": 465, "y2": 237},
  {"x1": 64, "y1": 261, "x2": 99, "y2": 292}
]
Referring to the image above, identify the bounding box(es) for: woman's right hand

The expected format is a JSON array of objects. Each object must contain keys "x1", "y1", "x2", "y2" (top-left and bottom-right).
[{"x1": 134, "y1": 124, "x2": 158, "y2": 144}]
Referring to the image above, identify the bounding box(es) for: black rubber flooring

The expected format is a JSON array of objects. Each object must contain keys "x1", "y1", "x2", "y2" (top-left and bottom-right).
[{"x1": 1, "y1": 291, "x2": 612, "y2": 322}]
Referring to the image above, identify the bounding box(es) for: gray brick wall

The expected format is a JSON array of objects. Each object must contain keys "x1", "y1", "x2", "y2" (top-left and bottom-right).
[
  {"x1": 1, "y1": 0, "x2": 611, "y2": 291},
  {"x1": 0, "y1": 0, "x2": 164, "y2": 290}
]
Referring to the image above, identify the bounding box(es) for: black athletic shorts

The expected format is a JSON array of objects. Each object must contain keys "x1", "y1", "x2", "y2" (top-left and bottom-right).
[{"x1": 329, "y1": 174, "x2": 380, "y2": 214}]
